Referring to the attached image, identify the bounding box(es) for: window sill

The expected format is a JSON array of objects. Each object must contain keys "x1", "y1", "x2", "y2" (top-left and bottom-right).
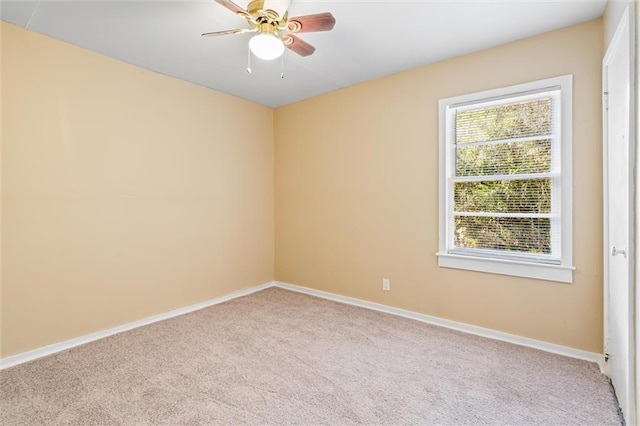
[{"x1": 436, "y1": 252, "x2": 575, "y2": 283}]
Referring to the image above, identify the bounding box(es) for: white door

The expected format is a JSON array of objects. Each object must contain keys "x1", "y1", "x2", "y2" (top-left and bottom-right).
[{"x1": 603, "y1": 5, "x2": 636, "y2": 425}]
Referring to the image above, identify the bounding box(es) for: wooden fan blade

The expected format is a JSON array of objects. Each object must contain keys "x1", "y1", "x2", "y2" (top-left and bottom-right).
[
  {"x1": 202, "y1": 28, "x2": 256, "y2": 37},
  {"x1": 282, "y1": 34, "x2": 316, "y2": 57},
  {"x1": 287, "y1": 12, "x2": 335, "y2": 33},
  {"x1": 214, "y1": 0, "x2": 247, "y2": 16}
]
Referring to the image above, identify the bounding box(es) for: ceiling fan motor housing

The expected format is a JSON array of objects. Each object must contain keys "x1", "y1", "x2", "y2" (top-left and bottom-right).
[
  {"x1": 248, "y1": 0, "x2": 289, "y2": 23},
  {"x1": 257, "y1": 22, "x2": 277, "y2": 35}
]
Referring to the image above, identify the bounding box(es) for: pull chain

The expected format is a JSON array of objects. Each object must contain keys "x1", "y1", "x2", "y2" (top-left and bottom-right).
[
  {"x1": 246, "y1": 45, "x2": 285, "y2": 77},
  {"x1": 246, "y1": 44, "x2": 252, "y2": 74}
]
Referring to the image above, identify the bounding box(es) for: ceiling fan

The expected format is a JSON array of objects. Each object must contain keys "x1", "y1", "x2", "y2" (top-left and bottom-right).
[{"x1": 202, "y1": 0, "x2": 336, "y2": 60}]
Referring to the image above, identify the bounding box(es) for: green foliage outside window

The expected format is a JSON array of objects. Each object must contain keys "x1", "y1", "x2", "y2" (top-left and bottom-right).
[{"x1": 454, "y1": 98, "x2": 553, "y2": 254}]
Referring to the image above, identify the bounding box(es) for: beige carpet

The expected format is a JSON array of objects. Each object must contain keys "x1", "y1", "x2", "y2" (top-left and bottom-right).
[{"x1": 1, "y1": 287, "x2": 622, "y2": 425}]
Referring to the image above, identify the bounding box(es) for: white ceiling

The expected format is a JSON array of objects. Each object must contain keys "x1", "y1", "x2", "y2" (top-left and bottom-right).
[{"x1": 1, "y1": 0, "x2": 607, "y2": 107}]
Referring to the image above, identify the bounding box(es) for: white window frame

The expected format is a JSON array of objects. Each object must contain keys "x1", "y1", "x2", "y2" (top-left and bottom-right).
[{"x1": 436, "y1": 75, "x2": 575, "y2": 283}]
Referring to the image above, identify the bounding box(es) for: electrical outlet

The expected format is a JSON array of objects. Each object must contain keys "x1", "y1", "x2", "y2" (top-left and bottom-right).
[{"x1": 382, "y1": 278, "x2": 390, "y2": 291}]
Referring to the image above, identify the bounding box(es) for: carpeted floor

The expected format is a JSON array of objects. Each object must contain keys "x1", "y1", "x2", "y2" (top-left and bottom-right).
[{"x1": 1, "y1": 287, "x2": 622, "y2": 425}]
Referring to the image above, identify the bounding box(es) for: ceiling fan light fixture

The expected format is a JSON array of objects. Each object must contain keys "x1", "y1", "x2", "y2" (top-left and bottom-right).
[{"x1": 249, "y1": 33, "x2": 285, "y2": 60}]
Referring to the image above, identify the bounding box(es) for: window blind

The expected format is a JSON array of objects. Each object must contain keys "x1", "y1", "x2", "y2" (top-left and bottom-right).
[{"x1": 450, "y1": 90, "x2": 561, "y2": 261}]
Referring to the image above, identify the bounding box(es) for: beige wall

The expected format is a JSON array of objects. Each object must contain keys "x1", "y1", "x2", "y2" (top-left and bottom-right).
[
  {"x1": 275, "y1": 19, "x2": 604, "y2": 352},
  {"x1": 2, "y1": 17, "x2": 606, "y2": 358},
  {"x1": 1, "y1": 22, "x2": 274, "y2": 358}
]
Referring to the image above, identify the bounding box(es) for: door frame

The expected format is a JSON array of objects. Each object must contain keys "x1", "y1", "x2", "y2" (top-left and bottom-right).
[{"x1": 603, "y1": 3, "x2": 636, "y2": 425}]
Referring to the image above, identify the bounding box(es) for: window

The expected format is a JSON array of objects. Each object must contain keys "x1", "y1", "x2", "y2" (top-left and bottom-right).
[{"x1": 437, "y1": 75, "x2": 574, "y2": 283}]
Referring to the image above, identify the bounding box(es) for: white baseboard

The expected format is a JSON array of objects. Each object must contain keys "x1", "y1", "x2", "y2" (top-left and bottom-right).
[
  {"x1": 2, "y1": 280, "x2": 605, "y2": 373},
  {"x1": 0, "y1": 282, "x2": 274, "y2": 370},
  {"x1": 273, "y1": 281, "x2": 605, "y2": 371}
]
